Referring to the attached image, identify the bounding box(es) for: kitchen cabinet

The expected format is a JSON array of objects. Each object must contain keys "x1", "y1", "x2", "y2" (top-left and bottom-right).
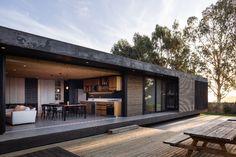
[
  {"x1": 95, "y1": 101, "x2": 121, "y2": 117},
  {"x1": 108, "y1": 76, "x2": 122, "y2": 91},
  {"x1": 83, "y1": 76, "x2": 122, "y2": 93},
  {"x1": 83, "y1": 78, "x2": 100, "y2": 92},
  {"x1": 81, "y1": 100, "x2": 122, "y2": 117}
]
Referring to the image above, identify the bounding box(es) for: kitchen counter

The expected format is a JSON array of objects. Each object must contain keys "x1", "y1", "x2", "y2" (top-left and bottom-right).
[{"x1": 81, "y1": 99, "x2": 122, "y2": 117}]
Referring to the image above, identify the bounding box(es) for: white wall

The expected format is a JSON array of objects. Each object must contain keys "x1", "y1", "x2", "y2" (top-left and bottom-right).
[
  {"x1": 57, "y1": 80, "x2": 64, "y2": 103},
  {"x1": 38, "y1": 79, "x2": 55, "y2": 112},
  {"x1": 5, "y1": 77, "x2": 25, "y2": 104}
]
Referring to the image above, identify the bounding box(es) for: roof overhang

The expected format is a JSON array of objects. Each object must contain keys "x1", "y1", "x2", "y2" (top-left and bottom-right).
[{"x1": 0, "y1": 26, "x2": 207, "y2": 82}]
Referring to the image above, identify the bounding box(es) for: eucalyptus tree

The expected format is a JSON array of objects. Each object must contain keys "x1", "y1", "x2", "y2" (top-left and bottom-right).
[{"x1": 185, "y1": 0, "x2": 236, "y2": 102}]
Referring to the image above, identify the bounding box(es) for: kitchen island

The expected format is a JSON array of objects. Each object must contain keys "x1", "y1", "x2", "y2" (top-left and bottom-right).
[{"x1": 81, "y1": 99, "x2": 122, "y2": 117}]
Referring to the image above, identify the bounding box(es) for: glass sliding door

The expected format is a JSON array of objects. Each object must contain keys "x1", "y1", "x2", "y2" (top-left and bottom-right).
[
  {"x1": 156, "y1": 79, "x2": 162, "y2": 111},
  {"x1": 144, "y1": 77, "x2": 179, "y2": 114},
  {"x1": 144, "y1": 77, "x2": 155, "y2": 113},
  {"x1": 161, "y1": 80, "x2": 166, "y2": 111}
]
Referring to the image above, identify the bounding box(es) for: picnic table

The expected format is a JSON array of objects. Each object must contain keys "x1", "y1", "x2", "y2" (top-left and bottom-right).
[{"x1": 164, "y1": 120, "x2": 236, "y2": 157}]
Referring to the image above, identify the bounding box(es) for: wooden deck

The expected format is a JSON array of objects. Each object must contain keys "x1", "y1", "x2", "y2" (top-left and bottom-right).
[{"x1": 2, "y1": 115, "x2": 236, "y2": 157}]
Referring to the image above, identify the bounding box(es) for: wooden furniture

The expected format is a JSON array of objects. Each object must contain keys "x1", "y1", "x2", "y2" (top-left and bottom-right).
[
  {"x1": 113, "y1": 101, "x2": 122, "y2": 117},
  {"x1": 81, "y1": 100, "x2": 122, "y2": 117},
  {"x1": 15, "y1": 147, "x2": 79, "y2": 157},
  {"x1": 41, "y1": 104, "x2": 86, "y2": 121},
  {"x1": 41, "y1": 104, "x2": 62, "y2": 120},
  {"x1": 164, "y1": 120, "x2": 236, "y2": 157},
  {"x1": 108, "y1": 76, "x2": 122, "y2": 91},
  {"x1": 83, "y1": 76, "x2": 122, "y2": 92},
  {"x1": 62, "y1": 104, "x2": 86, "y2": 121}
]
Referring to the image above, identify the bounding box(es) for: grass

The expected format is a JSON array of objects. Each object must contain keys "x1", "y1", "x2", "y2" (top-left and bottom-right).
[{"x1": 201, "y1": 112, "x2": 236, "y2": 117}]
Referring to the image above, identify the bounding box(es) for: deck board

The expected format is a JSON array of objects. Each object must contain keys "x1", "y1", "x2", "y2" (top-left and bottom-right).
[
  {"x1": 1, "y1": 115, "x2": 235, "y2": 157},
  {"x1": 15, "y1": 147, "x2": 79, "y2": 157}
]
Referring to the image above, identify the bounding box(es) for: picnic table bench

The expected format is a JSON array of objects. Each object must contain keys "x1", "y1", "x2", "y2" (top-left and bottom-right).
[{"x1": 164, "y1": 120, "x2": 236, "y2": 157}]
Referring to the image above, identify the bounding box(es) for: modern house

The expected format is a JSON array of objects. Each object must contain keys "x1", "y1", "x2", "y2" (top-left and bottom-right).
[{"x1": 0, "y1": 26, "x2": 207, "y2": 138}]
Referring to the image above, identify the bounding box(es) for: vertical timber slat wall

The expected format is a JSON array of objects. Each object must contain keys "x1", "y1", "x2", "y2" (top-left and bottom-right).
[
  {"x1": 179, "y1": 77, "x2": 195, "y2": 112},
  {"x1": 127, "y1": 75, "x2": 143, "y2": 116},
  {"x1": 195, "y1": 81, "x2": 208, "y2": 110},
  {"x1": 0, "y1": 54, "x2": 5, "y2": 134}
]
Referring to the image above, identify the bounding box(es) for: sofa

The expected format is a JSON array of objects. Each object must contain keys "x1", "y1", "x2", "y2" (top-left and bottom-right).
[{"x1": 6, "y1": 105, "x2": 37, "y2": 125}]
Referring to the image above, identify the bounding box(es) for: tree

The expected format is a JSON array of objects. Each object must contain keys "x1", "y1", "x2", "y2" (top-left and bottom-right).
[
  {"x1": 186, "y1": 0, "x2": 236, "y2": 102},
  {"x1": 110, "y1": 39, "x2": 133, "y2": 59},
  {"x1": 151, "y1": 24, "x2": 171, "y2": 66},
  {"x1": 111, "y1": 33, "x2": 154, "y2": 63},
  {"x1": 152, "y1": 21, "x2": 202, "y2": 74},
  {"x1": 112, "y1": 21, "x2": 203, "y2": 74}
]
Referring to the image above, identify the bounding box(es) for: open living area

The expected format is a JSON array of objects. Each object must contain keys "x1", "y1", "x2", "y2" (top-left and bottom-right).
[{"x1": 5, "y1": 55, "x2": 123, "y2": 132}]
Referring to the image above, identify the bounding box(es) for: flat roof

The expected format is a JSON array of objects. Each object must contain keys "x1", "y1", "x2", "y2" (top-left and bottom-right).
[{"x1": 0, "y1": 26, "x2": 207, "y2": 82}]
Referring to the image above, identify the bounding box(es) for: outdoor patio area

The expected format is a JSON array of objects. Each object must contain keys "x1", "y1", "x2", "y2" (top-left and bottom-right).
[{"x1": 2, "y1": 115, "x2": 235, "y2": 157}]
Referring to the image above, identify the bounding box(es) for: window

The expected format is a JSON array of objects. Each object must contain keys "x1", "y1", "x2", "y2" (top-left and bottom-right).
[{"x1": 144, "y1": 78, "x2": 155, "y2": 113}]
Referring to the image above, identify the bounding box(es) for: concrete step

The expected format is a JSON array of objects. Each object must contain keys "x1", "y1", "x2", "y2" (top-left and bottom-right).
[{"x1": 108, "y1": 125, "x2": 139, "y2": 134}]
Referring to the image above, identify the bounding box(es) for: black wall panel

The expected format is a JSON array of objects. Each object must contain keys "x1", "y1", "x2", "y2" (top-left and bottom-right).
[
  {"x1": 25, "y1": 78, "x2": 38, "y2": 109},
  {"x1": 195, "y1": 81, "x2": 208, "y2": 110},
  {"x1": 0, "y1": 54, "x2": 6, "y2": 134},
  {"x1": 64, "y1": 80, "x2": 83, "y2": 104}
]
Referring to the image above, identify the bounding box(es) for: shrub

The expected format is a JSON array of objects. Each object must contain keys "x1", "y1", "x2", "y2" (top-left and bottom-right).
[{"x1": 224, "y1": 105, "x2": 232, "y2": 114}]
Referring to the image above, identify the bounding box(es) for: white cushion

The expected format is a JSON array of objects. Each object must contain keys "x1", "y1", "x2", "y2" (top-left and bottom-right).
[
  {"x1": 25, "y1": 107, "x2": 30, "y2": 111},
  {"x1": 14, "y1": 105, "x2": 26, "y2": 111}
]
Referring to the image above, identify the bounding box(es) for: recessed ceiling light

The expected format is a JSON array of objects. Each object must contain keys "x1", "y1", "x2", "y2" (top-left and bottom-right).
[
  {"x1": 23, "y1": 65, "x2": 27, "y2": 68},
  {"x1": 86, "y1": 61, "x2": 89, "y2": 64},
  {"x1": 1, "y1": 46, "x2": 6, "y2": 50}
]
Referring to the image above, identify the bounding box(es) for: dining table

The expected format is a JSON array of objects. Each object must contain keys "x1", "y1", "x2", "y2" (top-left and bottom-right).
[
  {"x1": 41, "y1": 103, "x2": 86, "y2": 121},
  {"x1": 62, "y1": 104, "x2": 86, "y2": 121}
]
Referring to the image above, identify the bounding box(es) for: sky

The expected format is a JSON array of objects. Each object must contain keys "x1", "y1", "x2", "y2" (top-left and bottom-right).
[{"x1": 0, "y1": 0, "x2": 218, "y2": 53}]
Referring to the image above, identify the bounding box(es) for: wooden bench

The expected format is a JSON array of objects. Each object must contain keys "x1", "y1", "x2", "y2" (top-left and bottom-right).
[{"x1": 163, "y1": 133, "x2": 190, "y2": 146}]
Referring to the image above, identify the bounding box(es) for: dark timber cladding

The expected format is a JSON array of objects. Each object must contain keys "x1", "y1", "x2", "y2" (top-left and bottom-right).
[
  {"x1": 0, "y1": 26, "x2": 206, "y2": 83},
  {"x1": 0, "y1": 54, "x2": 6, "y2": 134},
  {"x1": 195, "y1": 81, "x2": 208, "y2": 110},
  {"x1": 179, "y1": 77, "x2": 195, "y2": 112}
]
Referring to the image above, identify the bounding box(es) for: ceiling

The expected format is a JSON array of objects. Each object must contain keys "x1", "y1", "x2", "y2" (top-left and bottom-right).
[{"x1": 6, "y1": 56, "x2": 120, "y2": 79}]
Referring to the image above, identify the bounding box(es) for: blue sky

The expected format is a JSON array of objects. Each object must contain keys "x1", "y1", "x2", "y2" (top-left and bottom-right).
[{"x1": 0, "y1": 0, "x2": 217, "y2": 52}]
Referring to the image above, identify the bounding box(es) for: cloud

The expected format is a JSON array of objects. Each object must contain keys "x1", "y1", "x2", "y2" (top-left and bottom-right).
[
  {"x1": 0, "y1": 7, "x2": 109, "y2": 51},
  {"x1": 0, "y1": 0, "x2": 218, "y2": 53}
]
